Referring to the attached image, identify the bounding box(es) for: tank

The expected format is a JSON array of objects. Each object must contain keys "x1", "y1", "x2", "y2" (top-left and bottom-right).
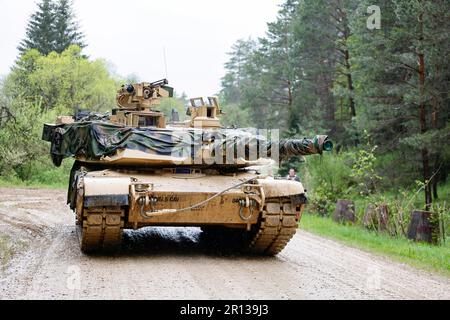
[{"x1": 42, "y1": 79, "x2": 333, "y2": 254}]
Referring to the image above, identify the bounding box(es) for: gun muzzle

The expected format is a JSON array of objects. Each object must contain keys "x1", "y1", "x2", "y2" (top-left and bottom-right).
[{"x1": 275, "y1": 135, "x2": 333, "y2": 160}]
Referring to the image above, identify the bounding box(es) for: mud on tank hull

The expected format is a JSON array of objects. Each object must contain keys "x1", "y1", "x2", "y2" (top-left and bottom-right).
[{"x1": 68, "y1": 163, "x2": 307, "y2": 255}]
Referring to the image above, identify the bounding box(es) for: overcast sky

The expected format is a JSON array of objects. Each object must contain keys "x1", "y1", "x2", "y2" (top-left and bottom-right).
[{"x1": 0, "y1": 0, "x2": 282, "y2": 96}]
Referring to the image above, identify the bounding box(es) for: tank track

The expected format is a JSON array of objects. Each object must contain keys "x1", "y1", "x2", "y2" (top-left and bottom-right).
[
  {"x1": 76, "y1": 199, "x2": 299, "y2": 255},
  {"x1": 248, "y1": 198, "x2": 298, "y2": 255},
  {"x1": 77, "y1": 207, "x2": 124, "y2": 253}
]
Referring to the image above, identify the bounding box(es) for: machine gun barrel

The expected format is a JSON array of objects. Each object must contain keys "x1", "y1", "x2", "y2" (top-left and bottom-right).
[{"x1": 150, "y1": 79, "x2": 169, "y2": 88}]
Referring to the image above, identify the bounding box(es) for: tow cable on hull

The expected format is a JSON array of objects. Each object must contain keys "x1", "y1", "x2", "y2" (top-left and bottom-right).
[{"x1": 138, "y1": 177, "x2": 261, "y2": 219}]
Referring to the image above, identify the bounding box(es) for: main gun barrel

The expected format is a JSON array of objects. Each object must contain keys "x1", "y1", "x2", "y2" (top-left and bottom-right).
[{"x1": 268, "y1": 135, "x2": 333, "y2": 160}]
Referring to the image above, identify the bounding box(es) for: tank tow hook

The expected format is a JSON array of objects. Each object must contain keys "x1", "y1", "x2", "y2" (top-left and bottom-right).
[
  {"x1": 238, "y1": 197, "x2": 257, "y2": 222},
  {"x1": 137, "y1": 195, "x2": 158, "y2": 216}
]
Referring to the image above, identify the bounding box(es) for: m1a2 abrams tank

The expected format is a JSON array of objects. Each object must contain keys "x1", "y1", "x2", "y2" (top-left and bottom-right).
[{"x1": 42, "y1": 79, "x2": 333, "y2": 255}]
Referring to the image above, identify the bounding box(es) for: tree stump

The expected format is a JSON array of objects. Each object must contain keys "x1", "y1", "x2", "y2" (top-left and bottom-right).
[
  {"x1": 363, "y1": 203, "x2": 389, "y2": 232},
  {"x1": 363, "y1": 204, "x2": 377, "y2": 229},
  {"x1": 378, "y1": 204, "x2": 389, "y2": 232},
  {"x1": 407, "y1": 211, "x2": 438, "y2": 244},
  {"x1": 332, "y1": 200, "x2": 355, "y2": 224}
]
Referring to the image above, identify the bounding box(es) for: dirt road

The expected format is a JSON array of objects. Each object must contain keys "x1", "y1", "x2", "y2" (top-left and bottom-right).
[{"x1": 0, "y1": 187, "x2": 449, "y2": 300}]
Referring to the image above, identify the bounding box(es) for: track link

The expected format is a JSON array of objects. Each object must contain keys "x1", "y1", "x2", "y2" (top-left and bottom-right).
[
  {"x1": 78, "y1": 207, "x2": 124, "y2": 253},
  {"x1": 248, "y1": 199, "x2": 300, "y2": 255}
]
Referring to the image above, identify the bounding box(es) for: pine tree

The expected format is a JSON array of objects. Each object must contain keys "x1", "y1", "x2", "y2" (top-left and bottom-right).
[
  {"x1": 18, "y1": 0, "x2": 56, "y2": 55},
  {"x1": 221, "y1": 1, "x2": 301, "y2": 130},
  {"x1": 260, "y1": 0, "x2": 299, "y2": 131},
  {"x1": 291, "y1": 0, "x2": 339, "y2": 134},
  {"x1": 18, "y1": 0, "x2": 85, "y2": 55},
  {"x1": 221, "y1": 39, "x2": 256, "y2": 105},
  {"x1": 53, "y1": 0, "x2": 85, "y2": 53},
  {"x1": 349, "y1": 0, "x2": 450, "y2": 208},
  {"x1": 331, "y1": 0, "x2": 358, "y2": 119}
]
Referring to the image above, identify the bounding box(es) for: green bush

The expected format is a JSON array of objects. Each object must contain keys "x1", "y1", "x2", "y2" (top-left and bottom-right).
[
  {"x1": 0, "y1": 46, "x2": 118, "y2": 188},
  {"x1": 4, "y1": 46, "x2": 117, "y2": 113},
  {"x1": 300, "y1": 144, "x2": 449, "y2": 245},
  {"x1": 301, "y1": 151, "x2": 354, "y2": 215},
  {"x1": 0, "y1": 156, "x2": 73, "y2": 189}
]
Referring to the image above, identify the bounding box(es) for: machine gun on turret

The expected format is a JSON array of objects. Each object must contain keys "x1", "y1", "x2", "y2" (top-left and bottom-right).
[{"x1": 111, "y1": 79, "x2": 174, "y2": 128}]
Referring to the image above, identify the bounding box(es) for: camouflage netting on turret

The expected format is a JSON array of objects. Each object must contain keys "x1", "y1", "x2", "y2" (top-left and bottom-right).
[
  {"x1": 43, "y1": 122, "x2": 195, "y2": 166},
  {"x1": 43, "y1": 122, "x2": 331, "y2": 167}
]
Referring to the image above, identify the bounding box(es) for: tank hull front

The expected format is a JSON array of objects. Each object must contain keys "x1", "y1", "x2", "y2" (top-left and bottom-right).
[{"x1": 71, "y1": 166, "x2": 307, "y2": 254}]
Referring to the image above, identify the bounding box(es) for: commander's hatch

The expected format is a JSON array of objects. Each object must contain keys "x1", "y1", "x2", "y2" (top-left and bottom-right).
[{"x1": 186, "y1": 97, "x2": 221, "y2": 128}]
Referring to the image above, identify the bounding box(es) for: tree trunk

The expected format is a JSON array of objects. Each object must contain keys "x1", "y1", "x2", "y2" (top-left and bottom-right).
[
  {"x1": 421, "y1": 147, "x2": 432, "y2": 210},
  {"x1": 287, "y1": 79, "x2": 295, "y2": 131},
  {"x1": 287, "y1": 80, "x2": 292, "y2": 108},
  {"x1": 337, "y1": 6, "x2": 356, "y2": 119},
  {"x1": 344, "y1": 49, "x2": 356, "y2": 118},
  {"x1": 431, "y1": 94, "x2": 439, "y2": 201},
  {"x1": 432, "y1": 180, "x2": 438, "y2": 201},
  {"x1": 418, "y1": 11, "x2": 432, "y2": 211},
  {"x1": 432, "y1": 154, "x2": 440, "y2": 200}
]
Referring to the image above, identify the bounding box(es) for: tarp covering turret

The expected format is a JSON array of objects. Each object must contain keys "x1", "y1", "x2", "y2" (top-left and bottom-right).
[{"x1": 43, "y1": 119, "x2": 332, "y2": 167}]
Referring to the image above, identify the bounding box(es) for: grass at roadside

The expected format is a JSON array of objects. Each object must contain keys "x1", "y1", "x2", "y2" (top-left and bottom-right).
[
  {"x1": 0, "y1": 159, "x2": 72, "y2": 190},
  {"x1": 0, "y1": 177, "x2": 67, "y2": 189},
  {"x1": 299, "y1": 213, "x2": 450, "y2": 276}
]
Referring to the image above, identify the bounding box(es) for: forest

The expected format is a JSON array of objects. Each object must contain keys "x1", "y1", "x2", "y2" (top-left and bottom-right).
[
  {"x1": 219, "y1": 0, "x2": 450, "y2": 224},
  {"x1": 0, "y1": 0, "x2": 449, "y2": 245}
]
